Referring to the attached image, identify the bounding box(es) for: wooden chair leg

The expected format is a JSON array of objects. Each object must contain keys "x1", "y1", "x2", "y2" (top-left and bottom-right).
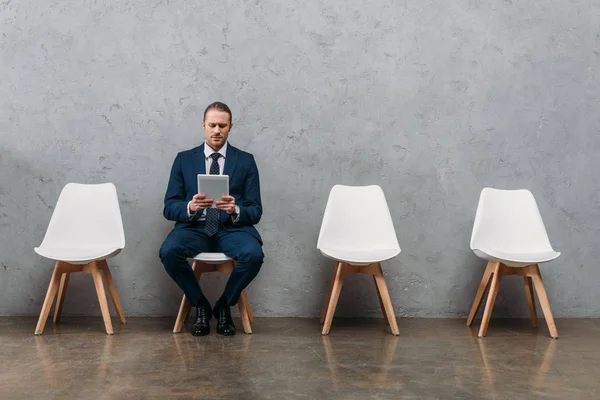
[
  {"x1": 192, "y1": 261, "x2": 206, "y2": 278},
  {"x1": 90, "y1": 262, "x2": 114, "y2": 335},
  {"x1": 322, "y1": 263, "x2": 345, "y2": 335},
  {"x1": 373, "y1": 263, "x2": 400, "y2": 336},
  {"x1": 173, "y1": 294, "x2": 192, "y2": 334},
  {"x1": 467, "y1": 261, "x2": 495, "y2": 326},
  {"x1": 530, "y1": 265, "x2": 558, "y2": 338},
  {"x1": 524, "y1": 276, "x2": 538, "y2": 327},
  {"x1": 173, "y1": 261, "x2": 204, "y2": 333},
  {"x1": 241, "y1": 290, "x2": 253, "y2": 323},
  {"x1": 478, "y1": 262, "x2": 502, "y2": 337},
  {"x1": 53, "y1": 272, "x2": 70, "y2": 323},
  {"x1": 35, "y1": 262, "x2": 63, "y2": 335},
  {"x1": 98, "y1": 260, "x2": 126, "y2": 324},
  {"x1": 374, "y1": 273, "x2": 389, "y2": 326},
  {"x1": 238, "y1": 292, "x2": 253, "y2": 334},
  {"x1": 246, "y1": 303, "x2": 254, "y2": 323},
  {"x1": 321, "y1": 262, "x2": 341, "y2": 324}
]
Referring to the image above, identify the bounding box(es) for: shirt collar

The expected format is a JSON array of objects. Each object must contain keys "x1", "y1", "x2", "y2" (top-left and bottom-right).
[{"x1": 204, "y1": 141, "x2": 228, "y2": 159}]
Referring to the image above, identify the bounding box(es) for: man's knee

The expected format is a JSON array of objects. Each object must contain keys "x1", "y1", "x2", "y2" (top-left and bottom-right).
[
  {"x1": 159, "y1": 241, "x2": 185, "y2": 265},
  {"x1": 238, "y1": 245, "x2": 264, "y2": 267}
]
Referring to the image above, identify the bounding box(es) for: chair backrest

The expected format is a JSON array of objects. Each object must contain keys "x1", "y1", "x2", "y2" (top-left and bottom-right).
[
  {"x1": 38, "y1": 183, "x2": 125, "y2": 249},
  {"x1": 470, "y1": 187, "x2": 554, "y2": 253},
  {"x1": 317, "y1": 185, "x2": 400, "y2": 251}
]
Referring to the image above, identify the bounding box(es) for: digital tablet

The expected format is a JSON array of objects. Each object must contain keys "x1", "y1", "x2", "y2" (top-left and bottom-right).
[{"x1": 197, "y1": 174, "x2": 229, "y2": 208}]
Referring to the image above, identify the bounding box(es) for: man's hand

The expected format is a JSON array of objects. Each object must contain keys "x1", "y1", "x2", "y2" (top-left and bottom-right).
[
  {"x1": 215, "y1": 195, "x2": 236, "y2": 215},
  {"x1": 189, "y1": 193, "x2": 214, "y2": 213}
]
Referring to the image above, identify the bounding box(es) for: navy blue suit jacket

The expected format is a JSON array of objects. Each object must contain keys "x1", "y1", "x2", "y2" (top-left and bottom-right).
[{"x1": 163, "y1": 143, "x2": 262, "y2": 243}]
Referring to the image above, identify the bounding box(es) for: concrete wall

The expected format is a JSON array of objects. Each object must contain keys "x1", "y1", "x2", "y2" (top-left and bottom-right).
[{"x1": 1, "y1": 0, "x2": 599, "y2": 318}]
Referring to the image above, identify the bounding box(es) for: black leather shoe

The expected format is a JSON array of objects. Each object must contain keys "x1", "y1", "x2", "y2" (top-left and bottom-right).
[
  {"x1": 191, "y1": 304, "x2": 212, "y2": 336},
  {"x1": 214, "y1": 303, "x2": 236, "y2": 336}
]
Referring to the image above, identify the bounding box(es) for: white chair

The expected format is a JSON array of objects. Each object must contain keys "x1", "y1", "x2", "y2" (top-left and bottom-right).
[
  {"x1": 466, "y1": 188, "x2": 560, "y2": 338},
  {"x1": 34, "y1": 183, "x2": 126, "y2": 335},
  {"x1": 172, "y1": 253, "x2": 253, "y2": 334},
  {"x1": 318, "y1": 185, "x2": 401, "y2": 335}
]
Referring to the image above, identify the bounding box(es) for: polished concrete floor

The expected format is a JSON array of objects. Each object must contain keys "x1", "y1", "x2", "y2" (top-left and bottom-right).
[{"x1": 1, "y1": 317, "x2": 599, "y2": 399}]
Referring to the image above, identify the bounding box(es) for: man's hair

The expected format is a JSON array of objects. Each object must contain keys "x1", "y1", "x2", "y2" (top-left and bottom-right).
[{"x1": 203, "y1": 101, "x2": 232, "y2": 123}]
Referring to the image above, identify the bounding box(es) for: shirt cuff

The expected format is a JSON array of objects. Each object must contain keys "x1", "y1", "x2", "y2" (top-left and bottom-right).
[
  {"x1": 231, "y1": 205, "x2": 240, "y2": 223},
  {"x1": 187, "y1": 201, "x2": 196, "y2": 220}
]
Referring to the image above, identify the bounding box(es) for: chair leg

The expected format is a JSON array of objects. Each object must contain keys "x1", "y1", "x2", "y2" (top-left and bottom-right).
[
  {"x1": 34, "y1": 262, "x2": 63, "y2": 335},
  {"x1": 467, "y1": 261, "x2": 495, "y2": 326},
  {"x1": 90, "y1": 262, "x2": 114, "y2": 335},
  {"x1": 238, "y1": 291, "x2": 253, "y2": 334},
  {"x1": 524, "y1": 276, "x2": 538, "y2": 327},
  {"x1": 373, "y1": 263, "x2": 400, "y2": 336},
  {"x1": 321, "y1": 262, "x2": 341, "y2": 324},
  {"x1": 173, "y1": 261, "x2": 205, "y2": 333},
  {"x1": 530, "y1": 265, "x2": 558, "y2": 339},
  {"x1": 374, "y1": 273, "x2": 389, "y2": 326},
  {"x1": 98, "y1": 260, "x2": 126, "y2": 324},
  {"x1": 478, "y1": 262, "x2": 502, "y2": 337},
  {"x1": 322, "y1": 263, "x2": 345, "y2": 335},
  {"x1": 173, "y1": 294, "x2": 192, "y2": 334},
  {"x1": 53, "y1": 272, "x2": 70, "y2": 323},
  {"x1": 241, "y1": 290, "x2": 254, "y2": 323}
]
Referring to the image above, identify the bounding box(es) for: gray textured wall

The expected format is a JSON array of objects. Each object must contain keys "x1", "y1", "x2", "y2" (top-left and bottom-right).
[{"x1": 1, "y1": 0, "x2": 599, "y2": 318}]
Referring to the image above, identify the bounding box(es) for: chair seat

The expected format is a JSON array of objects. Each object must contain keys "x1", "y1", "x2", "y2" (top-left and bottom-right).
[
  {"x1": 34, "y1": 246, "x2": 123, "y2": 264},
  {"x1": 190, "y1": 252, "x2": 233, "y2": 264},
  {"x1": 473, "y1": 247, "x2": 561, "y2": 267},
  {"x1": 318, "y1": 247, "x2": 400, "y2": 265}
]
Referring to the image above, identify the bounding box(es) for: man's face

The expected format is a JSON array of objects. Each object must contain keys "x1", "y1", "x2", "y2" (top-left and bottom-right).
[{"x1": 203, "y1": 110, "x2": 232, "y2": 151}]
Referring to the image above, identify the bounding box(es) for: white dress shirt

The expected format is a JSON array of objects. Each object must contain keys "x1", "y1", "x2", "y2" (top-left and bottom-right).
[{"x1": 187, "y1": 141, "x2": 240, "y2": 223}]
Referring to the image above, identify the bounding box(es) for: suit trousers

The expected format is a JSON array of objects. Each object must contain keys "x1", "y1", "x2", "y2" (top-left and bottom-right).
[{"x1": 159, "y1": 224, "x2": 264, "y2": 306}]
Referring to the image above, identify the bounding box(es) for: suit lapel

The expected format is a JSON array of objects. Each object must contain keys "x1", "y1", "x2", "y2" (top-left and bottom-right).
[
  {"x1": 192, "y1": 144, "x2": 206, "y2": 175},
  {"x1": 223, "y1": 144, "x2": 238, "y2": 179}
]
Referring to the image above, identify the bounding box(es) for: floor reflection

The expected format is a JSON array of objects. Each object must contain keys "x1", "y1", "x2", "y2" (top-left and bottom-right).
[
  {"x1": 467, "y1": 327, "x2": 558, "y2": 395},
  {"x1": 321, "y1": 334, "x2": 400, "y2": 391},
  {"x1": 34, "y1": 334, "x2": 114, "y2": 388}
]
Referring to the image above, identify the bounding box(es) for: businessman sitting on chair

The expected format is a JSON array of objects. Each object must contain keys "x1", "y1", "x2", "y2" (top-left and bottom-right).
[{"x1": 160, "y1": 101, "x2": 263, "y2": 336}]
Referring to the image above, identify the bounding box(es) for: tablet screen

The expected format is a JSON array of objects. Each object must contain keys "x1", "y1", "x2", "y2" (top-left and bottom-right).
[{"x1": 197, "y1": 175, "x2": 229, "y2": 208}]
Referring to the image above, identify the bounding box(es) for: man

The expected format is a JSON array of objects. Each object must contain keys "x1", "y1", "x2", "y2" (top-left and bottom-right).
[{"x1": 160, "y1": 101, "x2": 263, "y2": 336}]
